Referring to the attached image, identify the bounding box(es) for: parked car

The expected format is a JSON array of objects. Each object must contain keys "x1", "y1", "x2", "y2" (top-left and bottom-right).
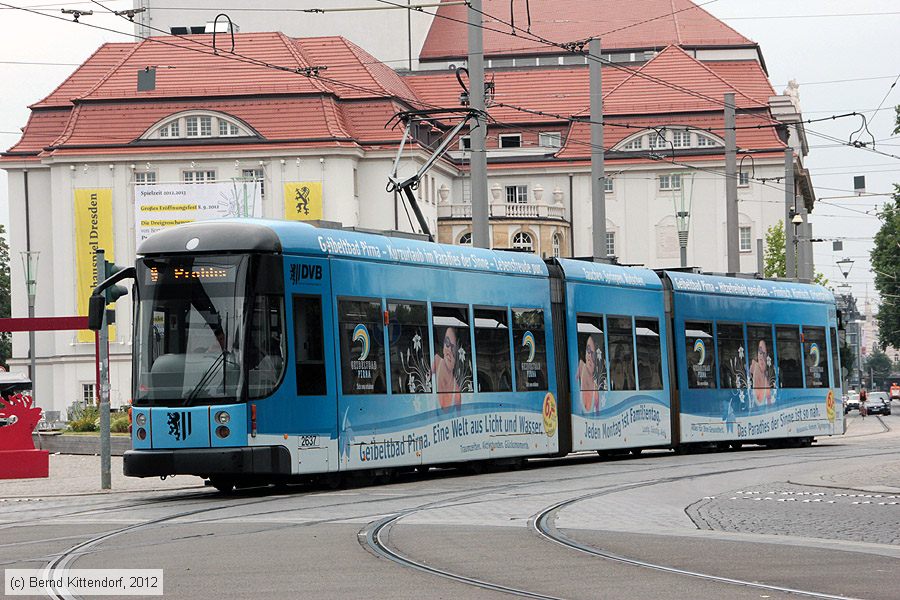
[
  {"x1": 845, "y1": 392, "x2": 860, "y2": 414},
  {"x1": 891, "y1": 383, "x2": 900, "y2": 401},
  {"x1": 866, "y1": 392, "x2": 892, "y2": 415}
]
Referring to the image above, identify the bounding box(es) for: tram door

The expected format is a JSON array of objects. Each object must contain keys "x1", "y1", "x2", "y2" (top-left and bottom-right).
[{"x1": 286, "y1": 256, "x2": 338, "y2": 473}]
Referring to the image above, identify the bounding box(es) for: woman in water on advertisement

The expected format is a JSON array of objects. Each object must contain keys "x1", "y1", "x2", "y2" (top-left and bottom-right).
[
  {"x1": 749, "y1": 339, "x2": 772, "y2": 407},
  {"x1": 434, "y1": 326, "x2": 462, "y2": 409},
  {"x1": 576, "y1": 334, "x2": 603, "y2": 412}
]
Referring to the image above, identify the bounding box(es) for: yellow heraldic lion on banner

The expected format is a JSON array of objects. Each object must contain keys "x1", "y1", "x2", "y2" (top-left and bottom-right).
[{"x1": 284, "y1": 182, "x2": 323, "y2": 221}]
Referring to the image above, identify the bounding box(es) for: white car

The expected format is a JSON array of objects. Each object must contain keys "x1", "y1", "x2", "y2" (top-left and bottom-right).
[{"x1": 844, "y1": 392, "x2": 860, "y2": 414}]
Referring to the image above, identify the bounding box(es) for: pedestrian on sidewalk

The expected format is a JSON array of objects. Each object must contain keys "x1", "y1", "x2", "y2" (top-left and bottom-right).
[{"x1": 860, "y1": 387, "x2": 868, "y2": 418}]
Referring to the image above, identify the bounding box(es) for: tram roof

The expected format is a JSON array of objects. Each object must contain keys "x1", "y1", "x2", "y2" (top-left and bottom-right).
[
  {"x1": 556, "y1": 258, "x2": 663, "y2": 290},
  {"x1": 139, "y1": 220, "x2": 548, "y2": 278},
  {"x1": 663, "y1": 271, "x2": 835, "y2": 304}
]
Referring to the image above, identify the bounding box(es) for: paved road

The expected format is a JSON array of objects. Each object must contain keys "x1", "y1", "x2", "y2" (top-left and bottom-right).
[{"x1": 2, "y1": 411, "x2": 899, "y2": 599}]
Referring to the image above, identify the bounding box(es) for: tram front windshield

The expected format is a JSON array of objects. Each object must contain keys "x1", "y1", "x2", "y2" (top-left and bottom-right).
[{"x1": 134, "y1": 255, "x2": 250, "y2": 406}]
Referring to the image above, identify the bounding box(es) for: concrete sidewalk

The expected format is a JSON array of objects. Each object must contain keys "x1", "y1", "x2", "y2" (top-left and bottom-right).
[
  {"x1": 792, "y1": 411, "x2": 900, "y2": 494},
  {"x1": 0, "y1": 454, "x2": 206, "y2": 497}
]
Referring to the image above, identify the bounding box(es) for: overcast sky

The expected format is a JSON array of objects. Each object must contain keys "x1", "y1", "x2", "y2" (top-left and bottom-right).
[{"x1": 0, "y1": 0, "x2": 897, "y2": 306}]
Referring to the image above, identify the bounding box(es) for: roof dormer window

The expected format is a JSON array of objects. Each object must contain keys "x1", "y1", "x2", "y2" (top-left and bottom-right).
[
  {"x1": 615, "y1": 128, "x2": 724, "y2": 152},
  {"x1": 141, "y1": 111, "x2": 256, "y2": 141}
]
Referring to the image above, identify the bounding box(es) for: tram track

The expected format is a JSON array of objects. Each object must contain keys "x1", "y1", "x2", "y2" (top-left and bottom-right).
[
  {"x1": 29, "y1": 442, "x2": 888, "y2": 599},
  {"x1": 359, "y1": 453, "x2": 876, "y2": 600}
]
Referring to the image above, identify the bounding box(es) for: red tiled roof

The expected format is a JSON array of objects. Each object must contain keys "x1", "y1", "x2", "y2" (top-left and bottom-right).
[
  {"x1": 33, "y1": 43, "x2": 133, "y2": 108},
  {"x1": 3, "y1": 110, "x2": 72, "y2": 154},
  {"x1": 599, "y1": 46, "x2": 767, "y2": 115},
  {"x1": 294, "y1": 37, "x2": 421, "y2": 104},
  {"x1": 419, "y1": 0, "x2": 754, "y2": 60},
  {"x1": 406, "y1": 47, "x2": 771, "y2": 121}
]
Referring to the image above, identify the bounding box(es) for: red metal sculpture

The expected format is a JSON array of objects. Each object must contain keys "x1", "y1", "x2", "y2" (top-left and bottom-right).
[{"x1": 0, "y1": 387, "x2": 49, "y2": 479}]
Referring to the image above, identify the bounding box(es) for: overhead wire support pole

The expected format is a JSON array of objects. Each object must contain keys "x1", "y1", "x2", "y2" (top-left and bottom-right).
[
  {"x1": 784, "y1": 147, "x2": 796, "y2": 278},
  {"x1": 724, "y1": 92, "x2": 739, "y2": 273},
  {"x1": 468, "y1": 0, "x2": 489, "y2": 249},
  {"x1": 590, "y1": 38, "x2": 607, "y2": 259}
]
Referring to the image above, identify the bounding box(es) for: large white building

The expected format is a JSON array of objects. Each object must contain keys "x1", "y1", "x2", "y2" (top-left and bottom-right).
[{"x1": 3, "y1": 1, "x2": 817, "y2": 417}]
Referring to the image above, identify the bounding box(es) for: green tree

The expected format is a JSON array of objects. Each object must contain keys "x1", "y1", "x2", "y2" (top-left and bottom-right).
[
  {"x1": 840, "y1": 341, "x2": 855, "y2": 378},
  {"x1": 764, "y1": 220, "x2": 786, "y2": 278},
  {"x1": 763, "y1": 220, "x2": 828, "y2": 286},
  {"x1": 871, "y1": 107, "x2": 900, "y2": 349},
  {"x1": 865, "y1": 347, "x2": 893, "y2": 389},
  {"x1": 0, "y1": 225, "x2": 10, "y2": 368}
]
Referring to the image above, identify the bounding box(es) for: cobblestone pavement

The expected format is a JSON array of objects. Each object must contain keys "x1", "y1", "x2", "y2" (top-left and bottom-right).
[
  {"x1": 687, "y1": 483, "x2": 900, "y2": 545},
  {"x1": 688, "y1": 411, "x2": 900, "y2": 545}
]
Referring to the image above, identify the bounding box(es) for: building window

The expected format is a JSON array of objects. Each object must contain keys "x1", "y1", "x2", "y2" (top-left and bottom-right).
[
  {"x1": 659, "y1": 174, "x2": 682, "y2": 191},
  {"x1": 185, "y1": 116, "x2": 212, "y2": 137},
  {"x1": 159, "y1": 120, "x2": 179, "y2": 138},
  {"x1": 499, "y1": 134, "x2": 522, "y2": 149},
  {"x1": 696, "y1": 134, "x2": 718, "y2": 147},
  {"x1": 512, "y1": 231, "x2": 534, "y2": 252},
  {"x1": 82, "y1": 383, "x2": 95, "y2": 405},
  {"x1": 459, "y1": 232, "x2": 472, "y2": 245},
  {"x1": 505, "y1": 185, "x2": 528, "y2": 203},
  {"x1": 242, "y1": 168, "x2": 264, "y2": 199},
  {"x1": 219, "y1": 119, "x2": 240, "y2": 136},
  {"x1": 460, "y1": 136, "x2": 471, "y2": 150},
  {"x1": 183, "y1": 170, "x2": 216, "y2": 183},
  {"x1": 604, "y1": 178, "x2": 614, "y2": 193},
  {"x1": 739, "y1": 226, "x2": 752, "y2": 252},
  {"x1": 606, "y1": 231, "x2": 616, "y2": 257},
  {"x1": 133, "y1": 171, "x2": 157, "y2": 185},
  {"x1": 539, "y1": 132, "x2": 561, "y2": 148},
  {"x1": 649, "y1": 131, "x2": 668, "y2": 149},
  {"x1": 738, "y1": 171, "x2": 750, "y2": 187},
  {"x1": 623, "y1": 136, "x2": 643, "y2": 150},
  {"x1": 672, "y1": 130, "x2": 690, "y2": 148},
  {"x1": 552, "y1": 233, "x2": 561, "y2": 258}
]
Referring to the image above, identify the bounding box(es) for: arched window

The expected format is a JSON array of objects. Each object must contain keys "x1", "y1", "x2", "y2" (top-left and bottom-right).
[
  {"x1": 512, "y1": 231, "x2": 534, "y2": 252},
  {"x1": 459, "y1": 232, "x2": 472, "y2": 245},
  {"x1": 552, "y1": 233, "x2": 562, "y2": 258},
  {"x1": 142, "y1": 111, "x2": 255, "y2": 141}
]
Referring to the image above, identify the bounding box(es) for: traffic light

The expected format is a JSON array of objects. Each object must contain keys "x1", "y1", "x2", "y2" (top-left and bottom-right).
[{"x1": 103, "y1": 259, "x2": 128, "y2": 304}]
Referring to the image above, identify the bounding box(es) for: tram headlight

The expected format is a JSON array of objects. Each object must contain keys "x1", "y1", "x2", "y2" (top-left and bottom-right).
[
  {"x1": 136, "y1": 427, "x2": 147, "y2": 441},
  {"x1": 215, "y1": 425, "x2": 231, "y2": 439},
  {"x1": 135, "y1": 412, "x2": 147, "y2": 427},
  {"x1": 214, "y1": 411, "x2": 230, "y2": 425}
]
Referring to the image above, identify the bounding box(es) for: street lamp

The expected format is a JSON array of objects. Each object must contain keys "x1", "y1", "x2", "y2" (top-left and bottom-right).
[
  {"x1": 836, "y1": 257, "x2": 854, "y2": 279},
  {"x1": 790, "y1": 210, "x2": 803, "y2": 278},
  {"x1": 19, "y1": 251, "x2": 39, "y2": 383}
]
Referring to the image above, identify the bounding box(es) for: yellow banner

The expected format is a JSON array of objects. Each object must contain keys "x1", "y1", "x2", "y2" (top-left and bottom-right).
[
  {"x1": 284, "y1": 182, "x2": 323, "y2": 221},
  {"x1": 74, "y1": 189, "x2": 116, "y2": 342}
]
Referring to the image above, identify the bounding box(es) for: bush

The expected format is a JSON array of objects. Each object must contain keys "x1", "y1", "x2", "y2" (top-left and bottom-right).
[
  {"x1": 110, "y1": 412, "x2": 130, "y2": 434},
  {"x1": 67, "y1": 404, "x2": 99, "y2": 432}
]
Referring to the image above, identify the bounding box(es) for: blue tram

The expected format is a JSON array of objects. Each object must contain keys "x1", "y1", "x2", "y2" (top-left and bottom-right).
[{"x1": 120, "y1": 220, "x2": 842, "y2": 488}]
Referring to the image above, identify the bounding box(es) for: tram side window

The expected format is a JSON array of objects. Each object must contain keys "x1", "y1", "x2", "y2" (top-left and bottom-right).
[
  {"x1": 803, "y1": 326, "x2": 827, "y2": 389},
  {"x1": 388, "y1": 301, "x2": 432, "y2": 395},
  {"x1": 635, "y1": 319, "x2": 663, "y2": 390},
  {"x1": 432, "y1": 305, "x2": 474, "y2": 409},
  {"x1": 746, "y1": 324, "x2": 775, "y2": 406},
  {"x1": 293, "y1": 295, "x2": 326, "y2": 396},
  {"x1": 513, "y1": 309, "x2": 548, "y2": 392},
  {"x1": 576, "y1": 315, "x2": 607, "y2": 410},
  {"x1": 338, "y1": 299, "x2": 387, "y2": 395},
  {"x1": 474, "y1": 308, "x2": 512, "y2": 392},
  {"x1": 717, "y1": 323, "x2": 746, "y2": 389},
  {"x1": 829, "y1": 327, "x2": 841, "y2": 388},
  {"x1": 776, "y1": 326, "x2": 803, "y2": 388},
  {"x1": 685, "y1": 321, "x2": 716, "y2": 389},
  {"x1": 248, "y1": 295, "x2": 286, "y2": 398},
  {"x1": 607, "y1": 316, "x2": 636, "y2": 391}
]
